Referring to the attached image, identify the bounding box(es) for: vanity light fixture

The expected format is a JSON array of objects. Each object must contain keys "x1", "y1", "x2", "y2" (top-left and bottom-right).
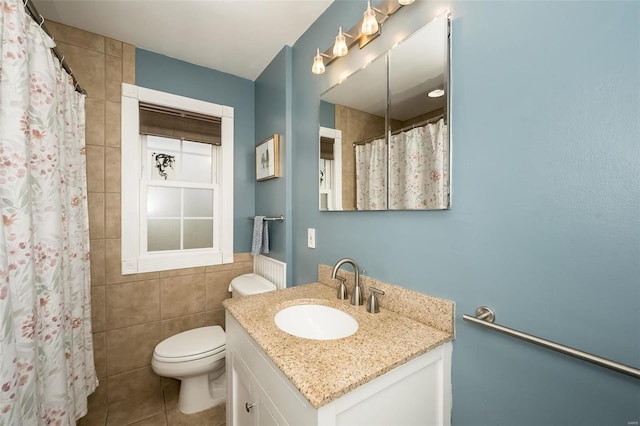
[
  {"x1": 361, "y1": 0, "x2": 379, "y2": 36},
  {"x1": 312, "y1": 0, "x2": 412, "y2": 75},
  {"x1": 312, "y1": 48, "x2": 326, "y2": 74},
  {"x1": 428, "y1": 89, "x2": 445, "y2": 98},
  {"x1": 333, "y1": 27, "x2": 349, "y2": 57}
]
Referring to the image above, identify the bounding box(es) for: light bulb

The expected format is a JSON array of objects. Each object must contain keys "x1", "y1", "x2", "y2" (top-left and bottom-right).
[
  {"x1": 333, "y1": 27, "x2": 348, "y2": 57},
  {"x1": 361, "y1": 0, "x2": 379, "y2": 36},
  {"x1": 312, "y1": 49, "x2": 325, "y2": 75},
  {"x1": 398, "y1": 0, "x2": 415, "y2": 5}
]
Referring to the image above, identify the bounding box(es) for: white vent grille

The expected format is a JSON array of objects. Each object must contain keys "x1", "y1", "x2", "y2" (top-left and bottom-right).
[{"x1": 254, "y1": 255, "x2": 287, "y2": 290}]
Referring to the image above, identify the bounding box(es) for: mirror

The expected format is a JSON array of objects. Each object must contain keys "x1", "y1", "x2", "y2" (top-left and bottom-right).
[{"x1": 319, "y1": 12, "x2": 450, "y2": 211}]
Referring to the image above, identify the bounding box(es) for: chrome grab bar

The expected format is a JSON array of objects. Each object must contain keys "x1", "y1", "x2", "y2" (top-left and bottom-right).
[{"x1": 463, "y1": 306, "x2": 640, "y2": 380}]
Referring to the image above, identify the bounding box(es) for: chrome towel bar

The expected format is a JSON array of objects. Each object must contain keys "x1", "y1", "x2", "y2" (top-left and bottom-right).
[
  {"x1": 248, "y1": 215, "x2": 284, "y2": 223},
  {"x1": 463, "y1": 306, "x2": 640, "y2": 380}
]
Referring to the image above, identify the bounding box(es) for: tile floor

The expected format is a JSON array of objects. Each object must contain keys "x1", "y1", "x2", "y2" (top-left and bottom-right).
[{"x1": 78, "y1": 380, "x2": 226, "y2": 426}]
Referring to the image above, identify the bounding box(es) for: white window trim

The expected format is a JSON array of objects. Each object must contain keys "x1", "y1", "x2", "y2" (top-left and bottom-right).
[
  {"x1": 319, "y1": 126, "x2": 343, "y2": 211},
  {"x1": 121, "y1": 83, "x2": 234, "y2": 274}
]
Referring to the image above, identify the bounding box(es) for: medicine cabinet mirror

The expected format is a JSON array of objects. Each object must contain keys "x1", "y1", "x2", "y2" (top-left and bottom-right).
[{"x1": 319, "y1": 12, "x2": 450, "y2": 211}]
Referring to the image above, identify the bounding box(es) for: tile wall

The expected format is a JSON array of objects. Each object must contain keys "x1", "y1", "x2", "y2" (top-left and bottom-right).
[{"x1": 46, "y1": 21, "x2": 250, "y2": 423}]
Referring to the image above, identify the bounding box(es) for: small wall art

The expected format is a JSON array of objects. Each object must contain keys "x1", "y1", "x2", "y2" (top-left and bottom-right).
[{"x1": 255, "y1": 134, "x2": 280, "y2": 181}]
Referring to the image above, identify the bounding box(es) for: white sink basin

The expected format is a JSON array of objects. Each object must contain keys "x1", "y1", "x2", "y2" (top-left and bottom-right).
[{"x1": 274, "y1": 304, "x2": 358, "y2": 340}]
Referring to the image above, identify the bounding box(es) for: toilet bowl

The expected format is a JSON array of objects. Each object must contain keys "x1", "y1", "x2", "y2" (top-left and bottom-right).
[
  {"x1": 152, "y1": 326, "x2": 226, "y2": 414},
  {"x1": 152, "y1": 273, "x2": 278, "y2": 414}
]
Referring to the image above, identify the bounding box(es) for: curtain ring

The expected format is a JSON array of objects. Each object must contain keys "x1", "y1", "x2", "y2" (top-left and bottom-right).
[
  {"x1": 24, "y1": 0, "x2": 29, "y2": 7},
  {"x1": 39, "y1": 15, "x2": 45, "y2": 27}
]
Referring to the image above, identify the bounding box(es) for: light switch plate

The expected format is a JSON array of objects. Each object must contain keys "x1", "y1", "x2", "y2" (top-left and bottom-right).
[{"x1": 307, "y1": 228, "x2": 316, "y2": 249}]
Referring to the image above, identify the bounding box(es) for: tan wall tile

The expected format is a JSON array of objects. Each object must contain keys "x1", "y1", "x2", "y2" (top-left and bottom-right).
[
  {"x1": 205, "y1": 309, "x2": 225, "y2": 329},
  {"x1": 234, "y1": 252, "x2": 252, "y2": 262},
  {"x1": 91, "y1": 286, "x2": 106, "y2": 333},
  {"x1": 104, "y1": 147, "x2": 121, "y2": 193},
  {"x1": 105, "y1": 193, "x2": 120, "y2": 239},
  {"x1": 93, "y1": 332, "x2": 106, "y2": 379},
  {"x1": 129, "y1": 412, "x2": 167, "y2": 426},
  {"x1": 78, "y1": 404, "x2": 107, "y2": 426},
  {"x1": 160, "y1": 274, "x2": 206, "y2": 319},
  {"x1": 90, "y1": 238, "x2": 106, "y2": 286},
  {"x1": 158, "y1": 266, "x2": 206, "y2": 279},
  {"x1": 56, "y1": 42, "x2": 105, "y2": 100},
  {"x1": 106, "y1": 55, "x2": 123, "y2": 103},
  {"x1": 106, "y1": 280, "x2": 160, "y2": 330},
  {"x1": 85, "y1": 98, "x2": 105, "y2": 146},
  {"x1": 87, "y1": 192, "x2": 104, "y2": 240},
  {"x1": 105, "y1": 101, "x2": 121, "y2": 147},
  {"x1": 160, "y1": 313, "x2": 206, "y2": 340},
  {"x1": 106, "y1": 322, "x2": 161, "y2": 375},
  {"x1": 106, "y1": 366, "x2": 161, "y2": 404},
  {"x1": 205, "y1": 270, "x2": 239, "y2": 310},
  {"x1": 105, "y1": 38, "x2": 123, "y2": 57},
  {"x1": 122, "y1": 43, "x2": 136, "y2": 84},
  {"x1": 47, "y1": 21, "x2": 105, "y2": 53},
  {"x1": 86, "y1": 145, "x2": 105, "y2": 193},
  {"x1": 87, "y1": 381, "x2": 107, "y2": 410}
]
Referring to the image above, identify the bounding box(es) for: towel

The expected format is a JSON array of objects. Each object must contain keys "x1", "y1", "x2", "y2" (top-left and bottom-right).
[{"x1": 251, "y1": 216, "x2": 269, "y2": 256}]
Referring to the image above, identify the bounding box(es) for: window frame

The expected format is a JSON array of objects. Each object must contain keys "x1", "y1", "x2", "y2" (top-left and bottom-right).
[{"x1": 121, "y1": 83, "x2": 234, "y2": 274}]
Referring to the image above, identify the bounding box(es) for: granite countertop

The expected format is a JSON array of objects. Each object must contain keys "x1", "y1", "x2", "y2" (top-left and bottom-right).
[{"x1": 223, "y1": 282, "x2": 453, "y2": 409}]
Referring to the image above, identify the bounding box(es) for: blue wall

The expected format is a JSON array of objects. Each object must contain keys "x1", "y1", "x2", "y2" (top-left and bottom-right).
[
  {"x1": 136, "y1": 49, "x2": 256, "y2": 252},
  {"x1": 254, "y1": 46, "x2": 293, "y2": 276},
  {"x1": 289, "y1": 1, "x2": 640, "y2": 425}
]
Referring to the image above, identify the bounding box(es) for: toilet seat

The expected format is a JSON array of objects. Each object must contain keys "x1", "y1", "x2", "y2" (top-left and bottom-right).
[{"x1": 154, "y1": 326, "x2": 226, "y2": 363}]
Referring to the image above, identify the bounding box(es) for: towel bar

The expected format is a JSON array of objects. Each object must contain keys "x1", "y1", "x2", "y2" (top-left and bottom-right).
[
  {"x1": 463, "y1": 306, "x2": 640, "y2": 380},
  {"x1": 248, "y1": 215, "x2": 284, "y2": 223}
]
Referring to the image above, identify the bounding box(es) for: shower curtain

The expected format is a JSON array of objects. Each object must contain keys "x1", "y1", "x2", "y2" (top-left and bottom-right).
[
  {"x1": 389, "y1": 118, "x2": 448, "y2": 209},
  {"x1": 355, "y1": 137, "x2": 387, "y2": 210},
  {"x1": 0, "y1": 0, "x2": 97, "y2": 424}
]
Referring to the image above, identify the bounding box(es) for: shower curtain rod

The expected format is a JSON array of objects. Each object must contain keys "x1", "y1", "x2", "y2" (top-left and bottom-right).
[
  {"x1": 23, "y1": 0, "x2": 87, "y2": 95},
  {"x1": 352, "y1": 114, "x2": 445, "y2": 147}
]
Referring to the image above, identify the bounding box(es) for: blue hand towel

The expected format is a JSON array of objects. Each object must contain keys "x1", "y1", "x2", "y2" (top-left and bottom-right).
[{"x1": 251, "y1": 216, "x2": 269, "y2": 256}]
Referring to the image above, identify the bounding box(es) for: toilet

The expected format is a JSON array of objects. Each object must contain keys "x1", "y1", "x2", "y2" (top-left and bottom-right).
[{"x1": 151, "y1": 273, "x2": 277, "y2": 414}]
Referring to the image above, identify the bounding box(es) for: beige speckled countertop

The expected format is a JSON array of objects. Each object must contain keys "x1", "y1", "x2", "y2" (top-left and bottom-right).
[{"x1": 223, "y1": 281, "x2": 453, "y2": 409}]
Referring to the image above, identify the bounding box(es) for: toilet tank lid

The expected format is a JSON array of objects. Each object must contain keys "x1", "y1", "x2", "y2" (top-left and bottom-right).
[
  {"x1": 228, "y1": 273, "x2": 277, "y2": 295},
  {"x1": 155, "y1": 326, "x2": 225, "y2": 359}
]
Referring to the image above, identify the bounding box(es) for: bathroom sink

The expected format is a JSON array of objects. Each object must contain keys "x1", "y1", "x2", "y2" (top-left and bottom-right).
[{"x1": 274, "y1": 304, "x2": 358, "y2": 340}]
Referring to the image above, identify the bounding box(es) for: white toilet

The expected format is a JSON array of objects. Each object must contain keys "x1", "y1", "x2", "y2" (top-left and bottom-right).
[{"x1": 151, "y1": 273, "x2": 277, "y2": 414}]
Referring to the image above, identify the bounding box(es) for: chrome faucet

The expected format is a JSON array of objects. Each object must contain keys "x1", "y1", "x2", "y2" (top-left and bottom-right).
[{"x1": 331, "y1": 258, "x2": 363, "y2": 306}]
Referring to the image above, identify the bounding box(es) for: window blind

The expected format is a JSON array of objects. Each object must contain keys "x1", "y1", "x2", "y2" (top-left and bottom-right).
[
  {"x1": 320, "y1": 136, "x2": 334, "y2": 160},
  {"x1": 139, "y1": 102, "x2": 222, "y2": 145}
]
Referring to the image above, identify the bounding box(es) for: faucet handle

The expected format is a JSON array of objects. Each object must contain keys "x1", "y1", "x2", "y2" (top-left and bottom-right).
[
  {"x1": 366, "y1": 287, "x2": 385, "y2": 313},
  {"x1": 335, "y1": 276, "x2": 348, "y2": 300}
]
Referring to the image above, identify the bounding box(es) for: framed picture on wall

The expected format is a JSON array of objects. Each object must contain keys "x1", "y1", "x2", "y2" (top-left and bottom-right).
[{"x1": 255, "y1": 134, "x2": 280, "y2": 181}]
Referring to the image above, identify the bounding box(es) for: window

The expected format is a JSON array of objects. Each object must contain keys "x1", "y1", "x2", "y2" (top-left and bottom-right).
[
  {"x1": 319, "y1": 127, "x2": 342, "y2": 211},
  {"x1": 121, "y1": 84, "x2": 234, "y2": 274}
]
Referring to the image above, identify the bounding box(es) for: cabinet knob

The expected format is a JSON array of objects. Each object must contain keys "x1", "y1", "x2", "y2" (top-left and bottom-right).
[{"x1": 245, "y1": 402, "x2": 254, "y2": 412}]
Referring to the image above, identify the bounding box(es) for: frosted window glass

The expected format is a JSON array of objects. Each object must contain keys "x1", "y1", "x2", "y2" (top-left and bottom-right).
[
  {"x1": 184, "y1": 219, "x2": 214, "y2": 249},
  {"x1": 148, "y1": 219, "x2": 181, "y2": 251},
  {"x1": 183, "y1": 140, "x2": 212, "y2": 155},
  {"x1": 147, "y1": 187, "x2": 181, "y2": 217},
  {"x1": 182, "y1": 153, "x2": 212, "y2": 183},
  {"x1": 184, "y1": 189, "x2": 213, "y2": 217},
  {"x1": 147, "y1": 135, "x2": 180, "y2": 151}
]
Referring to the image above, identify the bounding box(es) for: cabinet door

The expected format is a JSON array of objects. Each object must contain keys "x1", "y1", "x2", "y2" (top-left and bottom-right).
[{"x1": 230, "y1": 355, "x2": 257, "y2": 426}]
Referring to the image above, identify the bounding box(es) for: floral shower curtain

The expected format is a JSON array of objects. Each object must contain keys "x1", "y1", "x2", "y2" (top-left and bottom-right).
[
  {"x1": 389, "y1": 119, "x2": 449, "y2": 210},
  {"x1": 355, "y1": 137, "x2": 387, "y2": 210},
  {"x1": 0, "y1": 0, "x2": 97, "y2": 424}
]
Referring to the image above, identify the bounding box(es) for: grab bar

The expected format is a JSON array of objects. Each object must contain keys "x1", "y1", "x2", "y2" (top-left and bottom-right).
[
  {"x1": 247, "y1": 215, "x2": 284, "y2": 223},
  {"x1": 463, "y1": 306, "x2": 640, "y2": 379}
]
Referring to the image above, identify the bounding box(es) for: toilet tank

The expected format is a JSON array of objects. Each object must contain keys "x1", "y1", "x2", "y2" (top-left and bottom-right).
[{"x1": 228, "y1": 274, "x2": 277, "y2": 298}]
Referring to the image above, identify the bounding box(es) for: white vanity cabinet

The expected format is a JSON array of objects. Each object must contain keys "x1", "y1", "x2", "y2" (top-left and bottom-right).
[{"x1": 226, "y1": 313, "x2": 452, "y2": 426}]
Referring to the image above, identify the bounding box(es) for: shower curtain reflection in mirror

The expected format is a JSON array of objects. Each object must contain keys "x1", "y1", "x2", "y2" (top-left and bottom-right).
[{"x1": 355, "y1": 118, "x2": 448, "y2": 210}]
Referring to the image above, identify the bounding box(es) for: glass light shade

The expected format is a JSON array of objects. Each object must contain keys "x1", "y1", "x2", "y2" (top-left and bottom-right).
[
  {"x1": 428, "y1": 89, "x2": 445, "y2": 98},
  {"x1": 398, "y1": 0, "x2": 415, "y2": 5},
  {"x1": 333, "y1": 27, "x2": 348, "y2": 57},
  {"x1": 312, "y1": 48, "x2": 325, "y2": 74},
  {"x1": 361, "y1": 1, "x2": 379, "y2": 36}
]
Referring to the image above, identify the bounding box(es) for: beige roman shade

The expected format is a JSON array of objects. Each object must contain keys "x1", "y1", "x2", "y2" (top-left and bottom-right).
[
  {"x1": 139, "y1": 102, "x2": 222, "y2": 145},
  {"x1": 320, "y1": 136, "x2": 334, "y2": 160}
]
